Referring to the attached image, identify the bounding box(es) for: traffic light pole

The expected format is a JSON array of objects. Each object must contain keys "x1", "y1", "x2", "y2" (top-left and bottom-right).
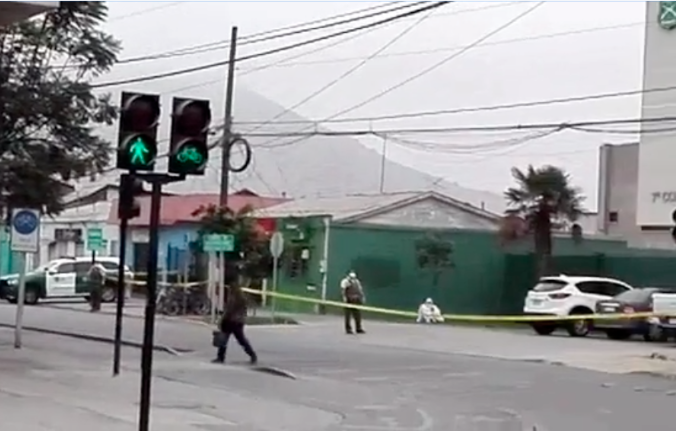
[
  {"x1": 219, "y1": 26, "x2": 239, "y2": 208},
  {"x1": 138, "y1": 179, "x2": 161, "y2": 431},
  {"x1": 112, "y1": 213, "x2": 128, "y2": 376},
  {"x1": 135, "y1": 172, "x2": 185, "y2": 431}
]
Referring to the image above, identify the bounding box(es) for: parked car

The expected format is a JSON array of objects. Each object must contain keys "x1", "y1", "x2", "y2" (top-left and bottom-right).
[
  {"x1": 652, "y1": 292, "x2": 676, "y2": 340},
  {"x1": 0, "y1": 256, "x2": 133, "y2": 305},
  {"x1": 594, "y1": 287, "x2": 672, "y2": 341},
  {"x1": 523, "y1": 275, "x2": 633, "y2": 337}
]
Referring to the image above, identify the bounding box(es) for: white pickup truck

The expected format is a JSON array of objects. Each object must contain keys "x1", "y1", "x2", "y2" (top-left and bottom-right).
[{"x1": 651, "y1": 293, "x2": 676, "y2": 338}]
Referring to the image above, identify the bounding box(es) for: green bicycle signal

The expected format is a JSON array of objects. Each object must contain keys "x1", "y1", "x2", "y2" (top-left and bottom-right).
[{"x1": 176, "y1": 145, "x2": 204, "y2": 165}]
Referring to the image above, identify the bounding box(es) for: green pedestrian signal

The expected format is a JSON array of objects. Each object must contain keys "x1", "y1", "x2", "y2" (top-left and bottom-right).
[
  {"x1": 116, "y1": 92, "x2": 160, "y2": 171},
  {"x1": 123, "y1": 134, "x2": 157, "y2": 169}
]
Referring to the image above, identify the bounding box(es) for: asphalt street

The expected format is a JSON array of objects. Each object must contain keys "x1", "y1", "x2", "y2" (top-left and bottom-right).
[{"x1": 3, "y1": 303, "x2": 676, "y2": 430}]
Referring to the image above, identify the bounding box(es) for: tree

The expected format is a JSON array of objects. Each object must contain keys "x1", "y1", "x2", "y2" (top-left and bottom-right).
[
  {"x1": 193, "y1": 204, "x2": 272, "y2": 288},
  {"x1": 503, "y1": 165, "x2": 584, "y2": 277},
  {"x1": 0, "y1": 2, "x2": 120, "y2": 215},
  {"x1": 414, "y1": 232, "x2": 454, "y2": 285}
]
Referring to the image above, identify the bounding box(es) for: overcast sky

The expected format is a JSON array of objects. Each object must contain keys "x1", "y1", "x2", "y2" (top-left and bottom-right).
[{"x1": 97, "y1": 1, "x2": 647, "y2": 210}]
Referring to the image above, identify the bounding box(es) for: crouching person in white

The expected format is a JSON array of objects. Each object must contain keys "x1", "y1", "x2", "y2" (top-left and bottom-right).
[{"x1": 417, "y1": 298, "x2": 444, "y2": 323}]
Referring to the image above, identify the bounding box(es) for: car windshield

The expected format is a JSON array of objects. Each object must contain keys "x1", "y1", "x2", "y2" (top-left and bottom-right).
[{"x1": 532, "y1": 279, "x2": 567, "y2": 292}]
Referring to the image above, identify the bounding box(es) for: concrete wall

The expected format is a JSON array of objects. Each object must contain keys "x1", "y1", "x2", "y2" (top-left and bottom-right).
[
  {"x1": 637, "y1": 1, "x2": 676, "y2": 226},
  {"x1": 598, "y1": 142, "x2": 675, "y2": 249}
]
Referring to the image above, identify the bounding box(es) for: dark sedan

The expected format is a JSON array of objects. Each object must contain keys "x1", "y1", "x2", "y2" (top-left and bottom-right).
[{"x1": 595, "y1": 287, "x2": 673, "y2": 342}]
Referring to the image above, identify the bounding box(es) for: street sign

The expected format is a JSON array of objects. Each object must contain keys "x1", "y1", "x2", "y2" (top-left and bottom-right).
[
  {"x1": 270, "y1": 231, "x2": 284, "y2": 259},
  {"x1": 10, "y1": 208, "x2": 39, "y2": 253},
  {"x1": 203, "y1": 234, "x2": 235, "y2": 252},
  {"x1": 87, "y1": 228, "x2": 106, "y2": 252}
]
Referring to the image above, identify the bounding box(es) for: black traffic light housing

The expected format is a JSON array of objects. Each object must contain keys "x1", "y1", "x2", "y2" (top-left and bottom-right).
[
  {"x1": 116, "y1": 92, "x2": 160, "y2": 171},
  {"x1": 168, "y1": 97, "x2": 211, "y2": 176},
  {"x1": 118, "y1": 175, "x2": 145, "y2": 220},
  {"x1": 671, "y1": 209, "x2": 676, "y2": 243}
]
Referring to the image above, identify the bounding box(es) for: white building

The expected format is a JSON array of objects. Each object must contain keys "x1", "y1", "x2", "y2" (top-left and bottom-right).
[
  {"x1": 37, "y1": 201, "x2": 118, "y2": 268},
  {"x1": 595, "y1": 3, "x2": 676, "y2": 249}
]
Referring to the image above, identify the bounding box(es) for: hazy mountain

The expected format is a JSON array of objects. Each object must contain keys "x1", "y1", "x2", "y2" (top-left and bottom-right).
[{"x1": 74, "y1": 85, "x2": 506, "y2": 214}]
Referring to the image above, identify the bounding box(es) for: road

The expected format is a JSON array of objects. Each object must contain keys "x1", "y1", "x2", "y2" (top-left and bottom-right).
[{"x1": 2, "y1": 302, "x2": 676, "y2": 430}]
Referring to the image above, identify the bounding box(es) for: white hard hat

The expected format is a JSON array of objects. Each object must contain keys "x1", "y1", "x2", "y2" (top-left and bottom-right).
[
  {"x1": 348, "y1": 271, "x2": 356, "y2": 278},
  {"x1": 425, "y1": 298, "x2": 433, "y2": 303}
]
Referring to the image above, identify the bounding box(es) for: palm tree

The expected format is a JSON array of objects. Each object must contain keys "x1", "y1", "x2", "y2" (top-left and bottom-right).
[{"x1": 504, "y1": 165, "x2": 584, "y2": 277}]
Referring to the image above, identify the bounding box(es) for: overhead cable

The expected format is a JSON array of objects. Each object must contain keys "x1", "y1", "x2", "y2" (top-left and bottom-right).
[{"x1": 91, "y1": 2, "x2": 450, "y2": 89}]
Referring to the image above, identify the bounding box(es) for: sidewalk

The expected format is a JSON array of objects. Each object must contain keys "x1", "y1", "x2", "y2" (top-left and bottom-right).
[{"x1": 0, "y1": 329, "x2": 339, "y2": 431}]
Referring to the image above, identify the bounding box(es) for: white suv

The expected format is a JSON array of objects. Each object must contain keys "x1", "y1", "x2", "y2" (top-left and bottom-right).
[{"x1": 523, "y1": 275, "x2": 633, "y2": 337}]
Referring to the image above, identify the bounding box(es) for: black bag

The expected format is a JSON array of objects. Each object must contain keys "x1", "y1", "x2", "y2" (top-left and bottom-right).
[{"x1": 212, "y1": 330, "x2": 227, "y2": 348}]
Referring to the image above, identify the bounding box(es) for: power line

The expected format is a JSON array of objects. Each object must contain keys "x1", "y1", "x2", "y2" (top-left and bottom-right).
[
  {"x1": 243, "y1": 115, "x2": 676, "y2": 139},
  {"x1": 234, "y1": 21, "x2": 641, "y2": 83},
  {"x1": 107, "y1": 2, "x2": 187, "y2": 22},
  {"x1": 244, "y1": 3, "x2": 448, "y2": 136},
  {"x1": 239, "y1": 84, "x2": 676, "y2": 128},
  {"x1": 91, "y1": 2, "x2": 448, "y2": 89},
  {"x1": 257, "y1": 2, "x2": 545, "y2": 150},
  {"x1": 115, "y1": 2, "x2": 420, "y2": 65}
]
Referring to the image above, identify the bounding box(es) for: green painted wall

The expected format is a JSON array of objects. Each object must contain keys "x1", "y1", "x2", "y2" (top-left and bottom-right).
[
  {"x1": 272, "y1": 218, "x2": 676, "y2": 318},
  {"x1": 325, "y1": 224, "x2": 641, "y2": 316},
  {"x1": 272, "y1": 216, "x2": 326, "y2": 313},
  {"x1": 326, "y1": 224, "x2": 507, "y2": 315}
]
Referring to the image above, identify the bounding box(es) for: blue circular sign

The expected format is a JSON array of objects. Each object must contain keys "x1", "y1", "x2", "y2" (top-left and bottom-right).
[{"x1": 13, "y1": 210, "x2": 38, "y2": 235}]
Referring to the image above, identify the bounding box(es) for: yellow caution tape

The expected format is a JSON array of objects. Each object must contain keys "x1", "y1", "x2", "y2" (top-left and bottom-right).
[
  {"x1": 239, "y1": 288, "x2": 666, "y2": 322},
  {"x1": 103, "y1": 276, "x2": 675, "y2": 322}
]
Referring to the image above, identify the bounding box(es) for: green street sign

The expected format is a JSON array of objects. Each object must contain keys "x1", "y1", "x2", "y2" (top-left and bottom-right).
[
  {"x1": 203, "y1": 234, "x2": 235, "y2": 252},
  {"x1": 660, "y1": 2, "x2": 676, "y2": 30},
  {"x1": 87, "y1": 228, "x2": 106, "y2": 252}
]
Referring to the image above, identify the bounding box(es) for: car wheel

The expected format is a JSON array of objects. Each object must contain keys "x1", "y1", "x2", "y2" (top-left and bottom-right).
[
  {"x1": 24, "y1": 289, "x2": 39, "y2": 305},
  {"x1": 101, "y1": 287, "x2": 116, "y2": 303},
  {"x1": 643, "y1": 324, "x2": 667, "y2": 342},
  {"x1": 606, "y1": 329, "x2": 631, "y2": 340},
  {"x1": 531, "y1": 323, "x2": 556, "y2": 336},
  {"x1": 566, "y1": 316, "x2": 591, "y2": 337}
]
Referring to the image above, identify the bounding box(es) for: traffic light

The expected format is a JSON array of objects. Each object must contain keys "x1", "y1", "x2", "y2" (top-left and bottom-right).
[
  {"x1": 672, "y1": 209, "x2": 676, "y2": 243},
  {"x1": 116, "y1": 92, "x2": 160, "y2": 171},
  {"x1": 118, "y1": 175, "x2": 144, "y2": 220},
  {"x1": 168, "y1": 97, "x2": 211, "y2": 175}
]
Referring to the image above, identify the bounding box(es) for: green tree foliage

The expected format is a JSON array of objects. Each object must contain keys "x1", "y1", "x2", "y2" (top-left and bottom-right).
[
  {"x1": 503, "y1": 165, "x2": 585, "y2": 277},
  {"x1": 193, "y1": 204, "x2": 272, "y2": 287},
  {"x1": 0, "y1": 1, "x2": 120, "y2": 215},
  {"x1": 414, "y1": 232, "x2": 454, "y2": 285}
]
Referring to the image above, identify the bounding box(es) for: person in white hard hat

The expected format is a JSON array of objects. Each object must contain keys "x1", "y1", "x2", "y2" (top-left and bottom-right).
[{"x1": 417, "y1": 297, "x2": 444, "y2": 324}]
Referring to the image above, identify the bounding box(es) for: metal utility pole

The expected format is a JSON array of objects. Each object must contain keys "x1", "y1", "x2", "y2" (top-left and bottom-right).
[
  {"x1": 378, "y1": 135, "x2": 388, "y2": 194},
  {"x1": 219, "y1": 26, "x2": 239, "y2": 208}
]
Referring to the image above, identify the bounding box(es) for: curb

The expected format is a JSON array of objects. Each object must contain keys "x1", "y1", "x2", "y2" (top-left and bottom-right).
[
  {"x1": 0, "y1": 323, "x2": 182, "y2": 356},
  {"x1": 251, "y1": 365, "x2": 297, "y2": 380}
]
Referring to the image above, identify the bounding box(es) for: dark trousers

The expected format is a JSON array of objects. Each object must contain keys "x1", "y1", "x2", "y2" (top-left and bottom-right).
[
  {"x1": 344, "y1": 298, "x2": 363, "y2": 332},
  {"x1": 216, "y1": 320, "x2": 257, "y2": 362},
  {"x1": 89, "y1": 284, "x2": 102, "y2": 312}
]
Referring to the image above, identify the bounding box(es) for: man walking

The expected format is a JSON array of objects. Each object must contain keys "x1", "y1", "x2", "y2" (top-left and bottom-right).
[
  {"x1": 341, "y1": 271, "x2": 365, "y2": 335},
  {"x1": 212, "y1": 284, "x2": 258, "y2": 365}
]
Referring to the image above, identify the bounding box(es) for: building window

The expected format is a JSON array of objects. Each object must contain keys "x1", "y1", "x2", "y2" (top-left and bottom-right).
[{"x1": 608, "y1": 211, "x2": 619, "y2": 223}]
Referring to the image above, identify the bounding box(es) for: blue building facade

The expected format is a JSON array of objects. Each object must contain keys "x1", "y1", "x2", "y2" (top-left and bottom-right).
[{"x1": 124, "y1": 223, "x2": 201, "y2": 275}]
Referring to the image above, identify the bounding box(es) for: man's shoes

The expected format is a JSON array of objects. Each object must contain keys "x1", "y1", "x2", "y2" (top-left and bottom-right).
[
  {"x1": 345, "y1": 329, "x2": 354, "y2": 335},
  {"x1": 211, "y1": 358, "x2": 224, "y2": 364},
  {"x1": 249, "y1": 356, "x2": 258, "y2": 365},
  {"x1": 356, "y1": 329, "x2": 366, "y2": 334}
]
